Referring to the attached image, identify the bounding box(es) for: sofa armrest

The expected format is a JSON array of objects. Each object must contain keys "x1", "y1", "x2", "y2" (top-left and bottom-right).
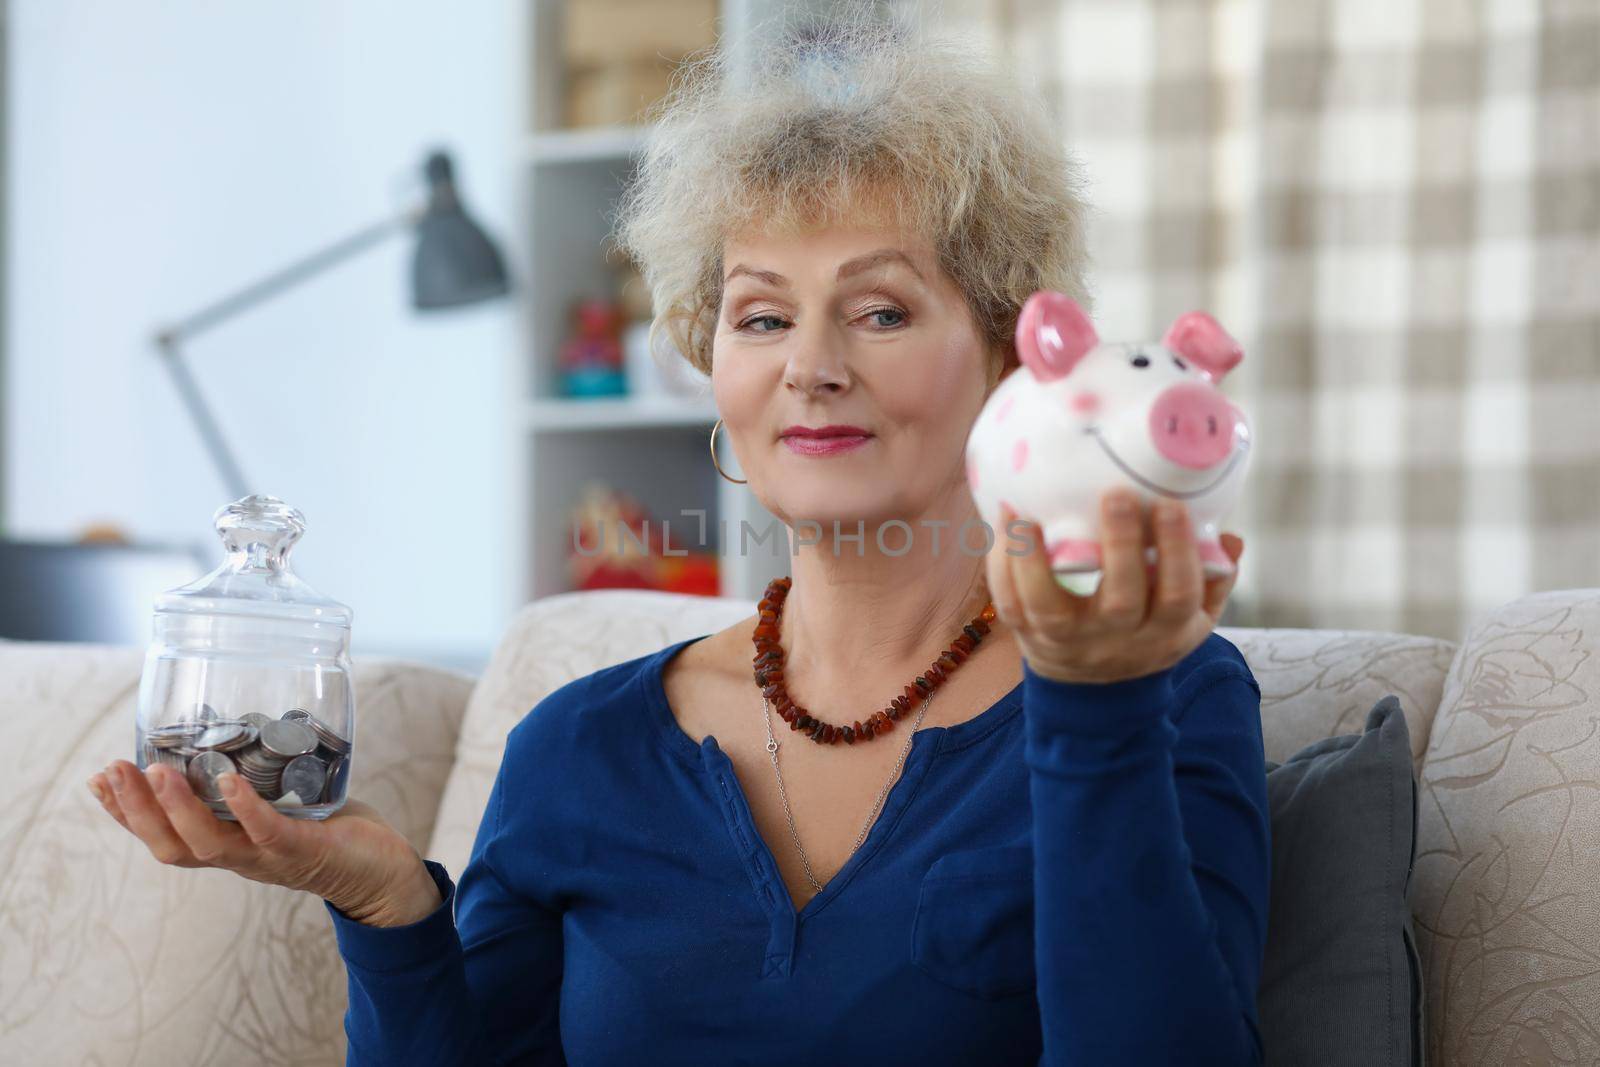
[{"x1": 1412, "y1": 588, "x2": 1600, "y2": 1064}]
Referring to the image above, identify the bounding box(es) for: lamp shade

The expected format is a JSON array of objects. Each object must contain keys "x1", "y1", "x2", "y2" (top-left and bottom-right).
[{"x1": 411, "y1": 150, "x2": 511, "y2": 310}]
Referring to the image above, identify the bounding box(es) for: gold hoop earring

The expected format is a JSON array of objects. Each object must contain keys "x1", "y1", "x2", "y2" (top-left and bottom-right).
[{"x1": 710, "y1": 417, "x2": 748, "y2": 484}]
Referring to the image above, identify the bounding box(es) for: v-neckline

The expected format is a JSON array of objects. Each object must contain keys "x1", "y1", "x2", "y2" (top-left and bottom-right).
[
  {"x1": 642, "y1": 633, "x2": 1025, "y2": 925},
  {"x1": 706, "y1": 734, "x2": 929, "y2": 922}
]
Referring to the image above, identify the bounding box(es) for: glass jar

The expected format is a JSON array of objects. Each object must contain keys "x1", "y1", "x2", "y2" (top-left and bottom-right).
[{"x1": 135, "y1": 494, "x2": 354, "y2": 822}]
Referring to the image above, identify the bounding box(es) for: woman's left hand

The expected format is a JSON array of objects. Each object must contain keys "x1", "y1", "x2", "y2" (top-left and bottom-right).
[{"x1": 986, "y1": 487, "x2": 1244, "y2": 685}]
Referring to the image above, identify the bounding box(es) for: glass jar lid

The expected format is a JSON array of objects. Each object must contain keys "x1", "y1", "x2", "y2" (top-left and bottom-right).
[{"x1": 153, "y1": 494, "x2": 353, "y2": 628}]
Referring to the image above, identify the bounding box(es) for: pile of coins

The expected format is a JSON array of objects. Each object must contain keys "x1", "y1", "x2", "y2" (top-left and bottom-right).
[{"x1": 140, "y1": 703, "x2": 351, "y2": 808}]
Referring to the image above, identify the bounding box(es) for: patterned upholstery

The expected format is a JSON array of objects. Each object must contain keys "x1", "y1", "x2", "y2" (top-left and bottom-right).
[
  {"x1": 3, "y1": 587, "x2": 1596, "y2": 1064},
  {"x1": 1410, "y1": 590, "x2": 1600, "y2": 1064}
]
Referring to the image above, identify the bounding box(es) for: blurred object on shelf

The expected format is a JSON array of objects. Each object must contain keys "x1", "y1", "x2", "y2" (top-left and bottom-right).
[
  {"x1": 654, "y1": 552, "x2": 720, "y2": 596},
  {"x1": 603, "y1": 243, "x2": 710, "y2": 400},
  {"x1": 621, "y1": 320, "x2": 711, "y2": 400},
  {"x1": 567, "y1": 483, "x2": 663, "y2": 590},
  {"x1": 567, "y1": 482, "x2": 720, "y2": 595},
  {"x1": 559, "y1": 297, "x2": 628, "y2": 397},
  {"x1": 560, "y1": 0, "x2": 718, "y2": 128},
  {"x1": 75, "y1": 522, "x2": 133, "y2": 545}
]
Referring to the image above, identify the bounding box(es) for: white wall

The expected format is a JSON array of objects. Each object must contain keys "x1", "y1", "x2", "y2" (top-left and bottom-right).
[{"x1": 6, "y1": 0, "x2": 521, "y2": 673}]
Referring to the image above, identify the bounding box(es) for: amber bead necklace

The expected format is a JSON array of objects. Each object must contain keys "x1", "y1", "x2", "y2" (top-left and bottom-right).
[
  {"x1": 752, "y1": 575, "x2": 998, "y2": 745},
  {"x1": 751, "y1": 575, "x2": 999, "y2": 893}
]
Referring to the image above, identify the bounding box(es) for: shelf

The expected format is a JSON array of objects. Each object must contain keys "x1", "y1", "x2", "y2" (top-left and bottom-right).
[
  {"x1": 524, "y1": 124, "x2": 647, "y2": 165},
  {"x1": 524, "y1": 394, "x2": 720, "y2": 431},
  {"x1": 510, "y1": 1, "x2": 786, "y2": 611}
]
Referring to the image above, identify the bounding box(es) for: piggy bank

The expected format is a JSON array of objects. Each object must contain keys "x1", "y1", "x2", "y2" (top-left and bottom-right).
[{"x1": 965, "y1": 291, "x2": 1252, "y2": 583}]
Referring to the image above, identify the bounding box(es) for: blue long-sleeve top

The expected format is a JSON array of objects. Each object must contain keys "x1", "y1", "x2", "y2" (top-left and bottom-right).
[{"x1": 325, "y1": 629, "x2": 1270, "y2": 1066}]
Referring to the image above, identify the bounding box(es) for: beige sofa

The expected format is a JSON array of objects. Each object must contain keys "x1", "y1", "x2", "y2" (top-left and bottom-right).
[{"x1": 3, "y1": 587, "x2": 1597, "y2": 1065}]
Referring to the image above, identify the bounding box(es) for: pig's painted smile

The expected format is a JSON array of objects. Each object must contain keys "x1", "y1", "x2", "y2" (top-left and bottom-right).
[{"x1": 1084, "y1": 425, "x2": 1248, "y2": 500}]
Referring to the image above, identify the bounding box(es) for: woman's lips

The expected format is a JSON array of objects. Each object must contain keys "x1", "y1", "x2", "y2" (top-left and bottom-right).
[{"x1": 781, "y1": 433, "x2": 873, "y2": 456}]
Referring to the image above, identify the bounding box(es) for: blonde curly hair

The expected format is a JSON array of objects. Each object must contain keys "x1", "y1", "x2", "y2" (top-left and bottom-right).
[{"x1": 607, "y1": 1, "x2": 1095, "y2": 394}]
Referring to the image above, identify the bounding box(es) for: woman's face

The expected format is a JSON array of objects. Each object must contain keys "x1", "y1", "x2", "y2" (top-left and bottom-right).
[{"x1": 711, "y1": 221, "x2": 998, "y2": 532}]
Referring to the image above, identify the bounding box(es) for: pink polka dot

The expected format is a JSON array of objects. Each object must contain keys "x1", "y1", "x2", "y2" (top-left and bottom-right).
[
  {"x1": 1068, "y1": 390, "x2": 1100, "y2": 414},
  {"x1": 996, "y1": 395, "x2": 1016, "y2": 423},
  {"x1": 1011, "y1": 437, "x2": 1029, "y2": 472}
]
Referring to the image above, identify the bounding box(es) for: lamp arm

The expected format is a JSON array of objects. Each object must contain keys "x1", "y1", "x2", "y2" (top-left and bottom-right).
[
  {"x1": 151, "y1": 204, "x2": 422, "y2": 499},
  {"x1": 154, "y1": 337, "x2": 252, "y2": 500},
  {"x1": 156, "y1": 205, "x2": 421, "y2": 347}
]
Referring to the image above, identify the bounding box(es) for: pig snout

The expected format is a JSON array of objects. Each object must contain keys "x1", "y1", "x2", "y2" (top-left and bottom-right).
[{"x1": 1148, "y1": 382, "x2": 1238, "y2": 469}]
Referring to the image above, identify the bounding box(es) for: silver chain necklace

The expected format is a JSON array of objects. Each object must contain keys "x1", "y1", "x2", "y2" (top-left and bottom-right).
[{"x1": 760, "y1": 689, "x2": 934, "y2": 893}]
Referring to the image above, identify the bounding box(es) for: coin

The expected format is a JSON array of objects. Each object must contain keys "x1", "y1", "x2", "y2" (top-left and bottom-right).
[
  {"x1": 213, "y1": 724, "x2": 257, "y2": 752},
  {"x1": 282, "y1": 708, "x2": 313, "y2": 724},
  {"x1": 281, "y1": 754, "x2": 328, "y2": 802},
  {"x1": 304, "y1": 714, "x2": 351, "y2": 755},
  {"x1": 199, "y1": 703, "x2": 220, "y2": 722},
  {"x1": 235, "y1": 733, "x2": 291, "y2": 799},
  {"x1": 147, "y1": 722, "x2": 204, "y2": 746},
  {"x1": 236, "y1": 744, "x2": 283, "y2": 763},
  {"x1": 241, "y1": 712, "x2": 274, "y2": 730},
  {"x1": 186, "y1": 750, "x2": 237, "y2": 802},
  {"x1": 236, "y1": 750, "x2": 284, "y2": 790},
  {"x1": 259, "y1": 720, "x2": 317, "y2": 760},
  {"x1": 192, "y1": 723, "x2": 248, "y2": 751},
  {"x1": 322, "y1": 753, "x2": 350, "y2": 803}
]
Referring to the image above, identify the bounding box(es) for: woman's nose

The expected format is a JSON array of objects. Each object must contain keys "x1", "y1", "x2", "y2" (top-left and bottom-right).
[
  {"x1": 786, "y1": 368, "x2": 848, "y2": 396},
  {"x1": 782, "y1": 331, "x2": 852, "y2": 394}
]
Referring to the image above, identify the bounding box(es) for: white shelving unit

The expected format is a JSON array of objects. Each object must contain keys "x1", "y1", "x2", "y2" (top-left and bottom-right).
[{"x1": 503, "y1": 0, "x2": 809, "y2": 622}]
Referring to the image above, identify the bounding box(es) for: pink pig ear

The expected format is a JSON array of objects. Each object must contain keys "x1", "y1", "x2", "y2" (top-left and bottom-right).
[
  {"x1": 1161, "y1": 311, "x2": 1242, "y2": 381},
  {"x1": 1016, "y1": 291, "x2": 1098, "y2": 383}
]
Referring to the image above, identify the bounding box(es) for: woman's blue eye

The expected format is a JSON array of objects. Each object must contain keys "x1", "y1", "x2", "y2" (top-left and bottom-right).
[{"x1": 737, "y1": 307, "x2": 907, "y2": 332}]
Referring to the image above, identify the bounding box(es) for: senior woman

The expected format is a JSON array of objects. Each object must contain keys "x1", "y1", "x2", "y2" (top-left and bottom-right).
[{"x1": 87, "y1": 10, "x2": 1268, "y2": 1066}]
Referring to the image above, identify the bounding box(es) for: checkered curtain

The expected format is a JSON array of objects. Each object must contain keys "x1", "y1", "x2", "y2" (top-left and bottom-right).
[{"x1": 913, "y1": 0, "x2": 1600, "y2": 640}]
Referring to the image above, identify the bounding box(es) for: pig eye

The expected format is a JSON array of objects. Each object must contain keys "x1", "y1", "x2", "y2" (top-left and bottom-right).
[
  {"x1": 1130, "y1": 354, "x2": 1150, "y2": 368},
  {"x1": 1172, "y1": 355, "x2": 1187, "y2": 371}
]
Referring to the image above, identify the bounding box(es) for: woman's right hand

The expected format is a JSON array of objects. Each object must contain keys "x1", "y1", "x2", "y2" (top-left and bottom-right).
[{"x1": 88, "y1": 759, "x2": 442, "y2": 927}]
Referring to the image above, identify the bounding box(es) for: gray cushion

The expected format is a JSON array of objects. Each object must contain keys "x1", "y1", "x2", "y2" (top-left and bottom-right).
[{"x1": 1257, "y1": 695, "x2": 1425, "y2": 1066}]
